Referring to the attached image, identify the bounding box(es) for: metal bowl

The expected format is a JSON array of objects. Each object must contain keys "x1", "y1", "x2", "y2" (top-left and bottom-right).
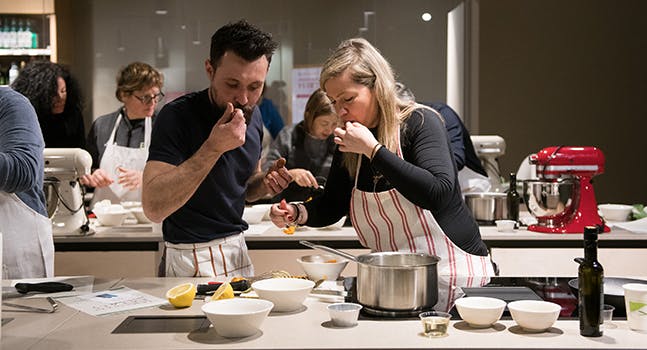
[
  {"x1": 464, "y1": 192, "x2": 508, "y2": 224},
  {"x1": 523, "y1": 179, "x2": 576, "y2": 221}
]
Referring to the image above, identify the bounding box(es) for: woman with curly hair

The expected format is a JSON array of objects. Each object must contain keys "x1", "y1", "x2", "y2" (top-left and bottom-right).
[{"x1": 11, "y1": 60, "x2": 86, "y2": 148}]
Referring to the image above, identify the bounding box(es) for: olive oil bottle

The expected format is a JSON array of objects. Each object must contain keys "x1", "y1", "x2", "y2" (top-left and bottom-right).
[
  {"x1": 506, "y1": 172, "x2": 520, "y2": 223},
  {"x1": 578, "y1": 226, "x2": 604, "y2": 337}
]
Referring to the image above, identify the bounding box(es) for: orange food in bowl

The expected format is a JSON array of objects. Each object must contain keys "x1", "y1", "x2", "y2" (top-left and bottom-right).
[{"x1": 283, "y1": 225, "x2": 296, "y2": 235}]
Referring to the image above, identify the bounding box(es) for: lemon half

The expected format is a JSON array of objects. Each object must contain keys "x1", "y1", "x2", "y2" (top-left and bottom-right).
[
  {"x1": 166, "y1": 283, "x2": 197, "y2": 308},
  {"x1": 211, "y1": 282, "x2": 235, "y2": 301}
]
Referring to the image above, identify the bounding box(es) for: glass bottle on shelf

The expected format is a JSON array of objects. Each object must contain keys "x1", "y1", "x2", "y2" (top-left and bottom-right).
[
  {"x1": 8, "y1": 62, "x2": 19, "y2": 85},
  {"x1": 30, "y1": 19, "x2": 38, "y2": 49},
  {"x1": 577, "y1": 226, "x2": 604, "y2": 337},
  {"x1": 506, "y1": 172, "x2": 520, "y2": 223}
]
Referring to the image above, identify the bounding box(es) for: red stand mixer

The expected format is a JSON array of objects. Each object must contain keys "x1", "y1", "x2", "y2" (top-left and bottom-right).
[{"x1": 522, "y1": 146, "x2": 609, "y2": 234}]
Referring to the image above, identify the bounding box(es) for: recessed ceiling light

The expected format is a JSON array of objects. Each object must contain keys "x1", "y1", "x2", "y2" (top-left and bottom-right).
[
  {"x1": 422, "y1": 12, "x2": 432, "y2": 22},
  {"x1": 155, "y1": 9, "x2": 168, "y2": 15}
]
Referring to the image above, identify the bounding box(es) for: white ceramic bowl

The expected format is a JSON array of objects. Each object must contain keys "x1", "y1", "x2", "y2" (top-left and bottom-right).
[
  {"x1": 495, "y1": 220, "x2": 516, "y2": 232},
  {"x1": 454, "y1": 296, "x2": 506, "y2": 328},
  {"x1": 251, "y1": 278, "x2": 315, "y2": 312},
  {"x1": 508, "y1": 300, "x2": 561, "y2": 332},
  {"x1": 130, "y1": 207, "x2": 152, "y2": 224},
  {"x1": 297, "y1": 254, "x2": 349, "y2": 281},
  {"x1": 201, "y1": 298, "x2": 274, "y2": 338},
  {"x1": 598, "y1": 204, "x2": 633, "y2": 222},
  {"x1": 327, "y1": 303, "x2": 362, "y2": 327},
  {"x1": 243, "y1": 206, "x2": 269, "y2": 225},
  {"x1": 324, "y1": 216, "x2": 347, "y2": 230},
  {"x1": 121, "y1": 201, "x2": 141, "y2": 210},
  {"x1": 94, "y1": 210, "x2": 129, "y2": 226}
]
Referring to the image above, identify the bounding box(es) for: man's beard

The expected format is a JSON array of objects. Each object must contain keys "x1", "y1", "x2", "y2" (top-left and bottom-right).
[{"x1": 211, "y1": 88, "x2": 254, "y2": 124}]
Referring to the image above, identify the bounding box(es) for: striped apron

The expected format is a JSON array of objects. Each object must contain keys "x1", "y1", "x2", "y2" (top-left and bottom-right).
[{"x1": 349, "y1": 134, "x2": 495, "y2": 277}]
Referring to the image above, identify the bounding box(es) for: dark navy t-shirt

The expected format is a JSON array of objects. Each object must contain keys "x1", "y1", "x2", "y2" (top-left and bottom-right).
[{"x1": 147, "y1": 89, "x2": 263, "y2": 243}]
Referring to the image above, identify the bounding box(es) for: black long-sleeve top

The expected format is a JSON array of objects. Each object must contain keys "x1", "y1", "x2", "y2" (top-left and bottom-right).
[{"x1": 303, "y1": 107, "x2": 488, "y2": 256}]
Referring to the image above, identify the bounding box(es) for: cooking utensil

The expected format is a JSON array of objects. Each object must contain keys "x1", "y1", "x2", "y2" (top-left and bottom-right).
[
  {"x1": 15, "y1": 281, "x2": 74, "y2": 294},
  {"x1": 567, "y1": 276, "x2": 647, "y2": 312},
  {"x1": 464, "y1": 192, "x2": 508, "y2": 224},
  {"x1": 3, "y1": 297, "x2": 58, "y2": 313},
  {"x1": 299, "y1": 241, "x2": 439, "y2": 313}
]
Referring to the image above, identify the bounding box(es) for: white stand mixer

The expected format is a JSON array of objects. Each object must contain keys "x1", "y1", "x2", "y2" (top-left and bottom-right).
[
  {"x1": 470, "y1": 135, "x2": 506, "y2": 190},
  {"x1": 43, "y1": 148, "x2": 93, "y2": 236}
]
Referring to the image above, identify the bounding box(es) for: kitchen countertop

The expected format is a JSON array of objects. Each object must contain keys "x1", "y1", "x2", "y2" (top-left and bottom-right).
[
  {"x1": 53, "y1": 219, "x2": 647, "y2": 251},
  {"x1": 3, "y1": 276, "x2": 647, "y2": 350}
]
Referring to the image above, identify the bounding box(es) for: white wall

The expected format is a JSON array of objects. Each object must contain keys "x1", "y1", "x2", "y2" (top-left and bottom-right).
[{"x1": 90, "y1": 0, "x2": 462, "y2": 122}]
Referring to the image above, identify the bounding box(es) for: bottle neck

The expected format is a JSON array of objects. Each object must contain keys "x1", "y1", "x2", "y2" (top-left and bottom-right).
[{"x1": 584, "y1": 239, "x2": 598, "y2": 261}]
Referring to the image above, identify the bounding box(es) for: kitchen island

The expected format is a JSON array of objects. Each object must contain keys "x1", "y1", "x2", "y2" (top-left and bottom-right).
[
  {"x1": 3, "y1": 276, "x2": 647, "y2": 350},
  {"x1": 52, "y1": 221, "x2": 647, "y2": 278}
]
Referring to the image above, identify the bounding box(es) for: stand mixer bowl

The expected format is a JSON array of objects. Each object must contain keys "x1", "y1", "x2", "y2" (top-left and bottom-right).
[
  {"x1": 523, "y1": 179, "x2": 578, "y2": 227},
  {"x1": 44, "y1": 178, "x2": 60, "y2": 218}
]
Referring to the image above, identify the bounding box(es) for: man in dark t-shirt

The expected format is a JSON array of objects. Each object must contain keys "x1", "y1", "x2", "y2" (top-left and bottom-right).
[{"x1": 143, "y1": 20, "x2": 291, "y2": 277}]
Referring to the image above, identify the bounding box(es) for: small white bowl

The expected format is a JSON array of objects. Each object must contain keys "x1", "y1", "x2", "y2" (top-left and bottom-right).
[
  {"x1": 251, "y1": 278, "x2": 315, "y2": 312},
  {"x1": 243, "y1": 205, "x2": 269, "y2": 225},
  {"x1": 324, "y1": 216, "x2": 347, "y2": 230},
  {"x1": 201, "y1": 298, "x2": 273, "y2": 338},
  {"x1": 327, "y1": 302, "x2": 362, "y2": 327},
  {"x1": 495, "y1": 219, "x2": 516, "y2": 232},
  {"x1": 454, "y1": 296, "x2": 506, "y2": 328},
  {"x1": 121, "y1": 201, "x2": 141, "y2": 210},
  {"x1": 297, "y1": 254, "x2": 349, "y2": 281},
  {"x1": 130, "y1": 207, "x2": 152, "y2": 224},
  {"x1": 508, "y1": 300, "x2": 561, "y2": 332},
  {"x1": 598, "y1": 204, "x2": 633, "y2": 222},
  {"x1": 94, "y1": 210, "x2": 129, "y2": 226}
]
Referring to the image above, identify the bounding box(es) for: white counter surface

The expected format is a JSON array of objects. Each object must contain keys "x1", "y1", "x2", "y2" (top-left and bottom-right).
[
  {"x1": 3, "y1": 277, "x2": 647, "y2": 350},
  {"x1": 54, "y1": 221, "x2": 647, "y2": 247}
]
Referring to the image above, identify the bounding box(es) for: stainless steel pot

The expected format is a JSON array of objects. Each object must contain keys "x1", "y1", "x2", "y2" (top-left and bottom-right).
[
  {"x1": 300, "y1": 241, "x2": 439, "y2": 312},
  {"x1": 464, "y1": 192, "x2": 508, "y2": 223}
]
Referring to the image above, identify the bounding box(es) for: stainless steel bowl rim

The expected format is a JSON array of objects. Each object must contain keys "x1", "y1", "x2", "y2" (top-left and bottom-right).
[{"x1": 464, "y1": 192, "x2": 507, "y2": 198}]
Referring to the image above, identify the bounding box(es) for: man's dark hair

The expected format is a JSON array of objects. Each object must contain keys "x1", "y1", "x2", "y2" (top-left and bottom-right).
[{"x1": 210, "y1": 19, "x2": 278, "y2": 68}]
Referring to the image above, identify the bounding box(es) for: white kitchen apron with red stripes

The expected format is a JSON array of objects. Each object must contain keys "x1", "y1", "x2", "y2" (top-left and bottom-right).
[{"x1": 349, "y1": 132, "x2": 495, "y2": 277}]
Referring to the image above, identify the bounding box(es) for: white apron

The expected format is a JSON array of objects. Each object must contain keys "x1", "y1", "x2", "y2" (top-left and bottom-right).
[
  {"x1": 92, "y1": 114, "x2": 151, "y2": 205},
  {"x1": 349, "y1": 133, "x2": 495, "y2": 277},
  {"x1": 164, "y1": 233, "x2": 254, "y2": 278},
  {"x1": 0, "y1": 192, "x2": 54, "y2": 279}
]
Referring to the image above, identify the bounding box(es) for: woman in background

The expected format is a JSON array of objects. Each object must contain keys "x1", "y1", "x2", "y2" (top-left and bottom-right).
[
  {"x1": 263, "y1": 88, "x2": 337, "y2": 202},
  {"x1": 81, "y1": 62, "x2": 164, "y2": 205},
  {"x1": 11, "y1": 61, "x2": 86, "y2": 148}
]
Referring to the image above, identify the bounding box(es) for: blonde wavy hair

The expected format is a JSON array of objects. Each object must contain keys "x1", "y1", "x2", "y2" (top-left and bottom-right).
[{"x1": 320, "y1": 38, "x2": 418, "y2": 176}]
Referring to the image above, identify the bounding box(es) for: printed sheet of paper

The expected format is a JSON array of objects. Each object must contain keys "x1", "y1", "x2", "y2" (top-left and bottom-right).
[{"x1": 58, "y1": 287, "x2": 167, "y2": 316}]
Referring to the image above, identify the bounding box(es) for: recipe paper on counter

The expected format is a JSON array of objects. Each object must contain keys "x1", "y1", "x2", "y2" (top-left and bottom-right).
[{"x1": 57, "y1": 287, "x2": 166, "y2": 316}]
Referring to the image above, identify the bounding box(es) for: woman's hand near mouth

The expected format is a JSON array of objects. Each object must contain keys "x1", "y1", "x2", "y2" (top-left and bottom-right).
[{"x1": 333, "y1": 121, "x2": 379, "y2": 157}]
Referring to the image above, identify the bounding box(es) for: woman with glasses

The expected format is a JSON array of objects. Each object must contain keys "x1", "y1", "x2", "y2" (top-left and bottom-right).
[{"x1": 82, "y1": 62, "x2": 164, "y2": 206}]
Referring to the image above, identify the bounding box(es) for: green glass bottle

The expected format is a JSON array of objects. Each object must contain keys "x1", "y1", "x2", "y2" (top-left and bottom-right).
[
  {"x1": 578, "y1": 226, "x2": 603, "y2": 337},
  {"x1": 506, "y1": 172, "x2": 520, "y2": 222}
]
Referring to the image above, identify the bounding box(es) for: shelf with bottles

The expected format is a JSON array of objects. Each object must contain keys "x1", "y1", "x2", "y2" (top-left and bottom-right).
[{"x1": 0, "y1": 14, "x2": 51, "y2": 51}]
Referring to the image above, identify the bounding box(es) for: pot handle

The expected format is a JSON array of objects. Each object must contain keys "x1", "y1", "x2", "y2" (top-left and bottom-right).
[{"x1": 299, "y1": 240, "x2": 358, "y2": 262}]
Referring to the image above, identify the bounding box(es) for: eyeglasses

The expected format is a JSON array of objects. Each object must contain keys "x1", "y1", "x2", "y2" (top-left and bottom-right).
[{"x1": 132, "y1": 92, "x2": 164, "y2": 105}]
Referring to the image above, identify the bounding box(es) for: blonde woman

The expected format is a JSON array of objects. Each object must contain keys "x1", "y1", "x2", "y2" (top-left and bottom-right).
[{"x1": 270, "y1": 38, "x2": 495, "y2": 277}]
